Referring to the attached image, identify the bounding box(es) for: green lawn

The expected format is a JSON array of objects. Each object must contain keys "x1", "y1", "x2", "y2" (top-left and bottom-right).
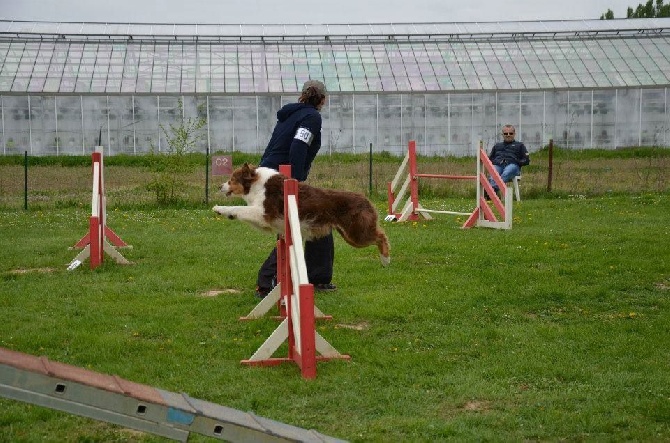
[{"x1": 1, "y1": 192, "x2": 669, "y2": 441}]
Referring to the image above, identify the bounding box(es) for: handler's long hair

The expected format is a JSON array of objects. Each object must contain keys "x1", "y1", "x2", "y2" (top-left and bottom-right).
[{"x1": 299, "y1": 86, "x2": 326, "y2": 108}]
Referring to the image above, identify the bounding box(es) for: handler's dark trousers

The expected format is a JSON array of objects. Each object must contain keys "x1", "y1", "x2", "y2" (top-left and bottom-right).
[{"x1": 256, "y1": 232, "x2": 334, "y2": 291}]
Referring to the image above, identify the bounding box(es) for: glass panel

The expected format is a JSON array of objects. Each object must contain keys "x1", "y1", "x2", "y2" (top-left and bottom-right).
[
  {"x1": 378, "y1": 94, "x2": 402, "y2": 154},
  {"x1": 518, "y1": 91, "x2": 545, "y2": 148},
  {"x1": 29, "y1": 96, "x2": 57, "y2": 155},
  {"x1": 449, "y1": 93, "x2": 474, "y2": 154},
  {"x1": 197, "y1": 44, "x2": 212, "y2": 93},
  {"x1": 592, "y1": 90, "x2": 616, "y2": 148},
  {"x1": 209, "y1": 96, "x2": 234, "y2": 151},
  {"x1": 352, "y1": 94, "x2": 377, "y2": 150},
  {"x1": 4, "y1": 96, "x2": 32, "y2": 154},
  {"x1": 166, "y1": 43, "x2": 183, "y2": 93},
  {"x1": 151, "y1": 45, "x2": 169, "y2": 93},
  {"x1": 231, "y1": 96, "x2": 258, "y2": 152},
  {"x1": 134, "y1": 96, "x2": 158, "y2": 153},
  {"x1": 425, "y1": 94, "x2": 448, "y2": 154},
  {"x1": 136, "y1": 43, "x2": 154, "y2": 91},
  {"x1": 82, "y1": 96, "x2": 109, "y2": 153},
  {"x1": 640, "y1": 88, "x2": 667, "y2": 145},
  {"x1": 237, "y1": 46, "x2": 254, "y2": 94},
  {"x1": 106, "y1": 64, "x2": 122, "y2": 93},
  {"x1": 157, "y1": 96, "x2": 180, "y2": 152},
  {"x1": 56, "y1": 96, "x2": 83, "y2": 155},
  {"x1": 616, "y1": 88, "x2": 641, "y2": 147},
  {"x1": 120, "y1": 44, "x2": 139, "y2": 93},
  {"x1": 210, "y1": 45, "x2": 227, "y2": 93},
  {"x1": 104, "y1": 97, "x2": 136, "y2": 154}
]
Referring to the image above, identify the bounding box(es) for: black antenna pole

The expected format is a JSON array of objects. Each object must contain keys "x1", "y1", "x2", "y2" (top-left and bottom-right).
[{"x1": 98, "y1": 127, "x2": 102, "y2": 146}]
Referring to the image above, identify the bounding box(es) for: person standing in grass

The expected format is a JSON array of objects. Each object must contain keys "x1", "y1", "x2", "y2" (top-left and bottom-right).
[
  {"x1": 254, "y1": 79, "x2": 337, "y2": 298},
  {"x1": 486, "y1": 124, "x2": 530, "y2": 198}
]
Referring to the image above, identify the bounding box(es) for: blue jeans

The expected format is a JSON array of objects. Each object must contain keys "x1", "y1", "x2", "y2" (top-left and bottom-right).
[{"x1": 489, "y1": 163, "x2": 520, "y2": 191}]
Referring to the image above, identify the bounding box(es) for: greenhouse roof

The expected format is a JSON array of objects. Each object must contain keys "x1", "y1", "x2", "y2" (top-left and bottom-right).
[{"x1": 1, "y1": 18, "x2": 670, "y2": 94}]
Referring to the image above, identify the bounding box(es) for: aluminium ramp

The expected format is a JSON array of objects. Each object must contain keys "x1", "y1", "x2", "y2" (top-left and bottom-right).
[{"x1": 0, "y1": 347, "x2": 346, "y2": 443}]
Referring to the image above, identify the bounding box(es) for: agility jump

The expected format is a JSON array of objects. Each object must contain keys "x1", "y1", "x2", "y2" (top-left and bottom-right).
[
  {"x1": 68, "y1": 146, "x2": 130, "y2": 270},
  {"x1": 387, "y1": 140, "x2": 513, "y2": 230},
  {"x1": 462, "y1": 142, "x2": 514, "y2": 230},
  {"x1": 241, "y1": 165, "x2": 349, "y2": 379}
]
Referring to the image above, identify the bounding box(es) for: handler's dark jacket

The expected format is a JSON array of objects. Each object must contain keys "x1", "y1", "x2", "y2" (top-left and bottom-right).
[
  {"x1": 488, "y1": 140, "x2": 530, "y2": 167},
  {"x1": 259, "y1": 103, "x2": 322, "y2": 181}
]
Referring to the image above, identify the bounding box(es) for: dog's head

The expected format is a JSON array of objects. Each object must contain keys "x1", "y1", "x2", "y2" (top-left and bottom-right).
[{"x1": 220, "y1": 162, "x2": 258, "y2": 197}]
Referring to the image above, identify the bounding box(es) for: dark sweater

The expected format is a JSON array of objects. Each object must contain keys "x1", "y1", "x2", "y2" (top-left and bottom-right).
[
  {"x1": 488, "y1": 140, "x2": 530, "y2": 167},
  {"x1": 259, "y1": 103, "x2": 322, "y2": 181}
]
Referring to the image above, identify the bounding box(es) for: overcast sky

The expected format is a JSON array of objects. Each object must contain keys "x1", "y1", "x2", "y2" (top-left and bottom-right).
[{"x1": 0, "y1": 0, "x2": 641, "y2": 24}]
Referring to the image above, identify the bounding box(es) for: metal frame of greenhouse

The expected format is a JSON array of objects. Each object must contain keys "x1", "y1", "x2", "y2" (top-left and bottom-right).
[{"x1": 1, "y1": 17, "x2": 669, "y2": 156}]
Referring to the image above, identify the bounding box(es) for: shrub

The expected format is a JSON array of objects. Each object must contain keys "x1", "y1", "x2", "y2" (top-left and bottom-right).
[{"x1": 147, "y1": 99, "x2": 207, "y2": 205}]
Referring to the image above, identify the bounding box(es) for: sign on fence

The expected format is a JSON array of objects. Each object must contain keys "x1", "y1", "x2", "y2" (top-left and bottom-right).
[{"x1": 211, "y1": 155, "x2": 233, "y2": 176}]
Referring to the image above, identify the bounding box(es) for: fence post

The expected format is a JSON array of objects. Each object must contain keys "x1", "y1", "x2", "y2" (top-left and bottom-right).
[
  {"x1": 205, "y1": 146, "x2": 210, "y2": 205},
  {"x1": 23, "y1": 151, "x2": 28, "y2": 210},
  {"x1": 547, "y1": 139, "x2": 554, "y2": 193},
  {"x1": 368, "y1": 142, "x2": 373, "y2": 196}
]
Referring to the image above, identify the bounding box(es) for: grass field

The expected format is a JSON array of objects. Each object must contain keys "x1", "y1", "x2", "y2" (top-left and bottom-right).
[
  {"x1": 1, "y1": 146, "x2": 669, "y2": 210},
  {"x1": 1, "y1": 150, "x2": 670, "y2": 441}
]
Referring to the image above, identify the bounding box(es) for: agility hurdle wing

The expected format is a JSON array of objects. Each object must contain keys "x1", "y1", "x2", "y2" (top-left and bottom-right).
[
  {"x1": 0, "y1": 347, "x2": 346, "y2": 442},
  {"x1": 462, "y1": 142, "x2": 514, "y2": 230},
  {"x1": 386, "y1": 140, "x2": 477, "y2": 222},
  {"x1": 241, "y1": 165, "x2": 350, "y2": 379},
  {"x1": 68, "y1": 146, "x2": 130, "y2": 270}
]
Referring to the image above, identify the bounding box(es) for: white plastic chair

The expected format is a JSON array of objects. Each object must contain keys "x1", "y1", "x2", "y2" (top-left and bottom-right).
[{"x1": 512, "y1": 175, "x2": 521, "y2": 201}]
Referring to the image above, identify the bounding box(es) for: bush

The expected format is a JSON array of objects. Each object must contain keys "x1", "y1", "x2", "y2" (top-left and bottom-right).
[{"x1": 147, "y1": 99, "x2": 207, "y2": 206}]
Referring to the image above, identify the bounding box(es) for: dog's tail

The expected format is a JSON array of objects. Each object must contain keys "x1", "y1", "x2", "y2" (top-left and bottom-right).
[{"x1": 377, "y1": 229, "x2": 390, "y2": 267}]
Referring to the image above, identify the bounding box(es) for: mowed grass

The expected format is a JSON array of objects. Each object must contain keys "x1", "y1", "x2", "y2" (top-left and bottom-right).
[
  {"x1": 1, "y1": 188, "x2": 670, "y2": 441},
  {"x1": 1, "y1": 150, "x2": 669, "y2": 441}
]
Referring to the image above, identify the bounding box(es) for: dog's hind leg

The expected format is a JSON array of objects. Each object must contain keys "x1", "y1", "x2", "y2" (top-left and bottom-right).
[
  {"x1": 376, "y1": 229, "x2": 391, "y2": 267},
  {"x1": 335, "y1": 226, "x2": 390, "y2": 267}
]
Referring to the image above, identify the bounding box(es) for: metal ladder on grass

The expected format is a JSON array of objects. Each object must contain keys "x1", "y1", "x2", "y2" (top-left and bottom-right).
[{"x1": 0, "y1": 347, "x2": 345, "y2": 443}]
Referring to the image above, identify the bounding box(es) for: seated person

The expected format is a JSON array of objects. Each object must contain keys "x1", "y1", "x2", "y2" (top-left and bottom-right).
[{"x1": 487, "y1": 124, "x2": 530, "y2": 198}]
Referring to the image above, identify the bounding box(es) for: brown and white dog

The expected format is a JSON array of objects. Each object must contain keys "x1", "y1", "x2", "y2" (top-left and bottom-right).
[{"x1": 213, "y1": 163, "x2": 390, "y2": 266}]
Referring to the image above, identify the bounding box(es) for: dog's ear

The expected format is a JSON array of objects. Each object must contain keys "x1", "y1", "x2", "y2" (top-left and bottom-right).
[
  {"x1": 240, "y1": 162, "x2": 256, "y2": 178},
  {"x1": 242, "y1": 162, "x2": 257, "y2": 172}
]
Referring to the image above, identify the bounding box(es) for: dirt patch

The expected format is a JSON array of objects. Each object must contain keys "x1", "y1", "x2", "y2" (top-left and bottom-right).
[
  {"x1": 201, "y1": 288, "x2": 242, "y2": 297},
  {"x1": 335, "y1": 321, "x2": 369, "y2": 331},
  {"x1": 655, "y1": 281, "x2": 670, "y2": 291},
  {"x1": 462, "y1": 400, "x2": 492, "y2": 412},
  {"x1": 9, "y1": 268, "x2": 56, "y2": 275},
  {"x1": 438, "y1": 399, "x2": 493, "y2": 419}
]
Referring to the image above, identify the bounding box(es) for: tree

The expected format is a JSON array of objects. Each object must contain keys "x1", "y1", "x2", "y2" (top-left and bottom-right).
[
  {"x1": 600, "y1": 9, "x2": 615, "y2": 19},
  {"x1": 147, "y1": 99, "x2": 207, "y2": 205},
  {"x1": 601, "y1": 0, "x2": 670, "y2": 18}
]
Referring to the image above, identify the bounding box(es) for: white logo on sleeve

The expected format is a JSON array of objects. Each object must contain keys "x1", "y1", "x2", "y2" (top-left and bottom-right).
[{"x1": 294, "y1": 127, "x2": 314, "y2": 145}]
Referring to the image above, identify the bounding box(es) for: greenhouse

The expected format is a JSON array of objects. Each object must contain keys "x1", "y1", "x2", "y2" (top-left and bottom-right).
[{"x1": 0, "y1": 17, "x2": 669, "y2": 156}]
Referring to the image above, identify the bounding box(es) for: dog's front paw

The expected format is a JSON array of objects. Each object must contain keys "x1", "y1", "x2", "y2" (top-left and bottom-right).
[
  {"x1": 213, "y1": 205, "x2": 237, "y2": 220},
  {"x1": 212, "y1": 205, "x2": 226, "y2": 215},
  {"x1": 212, "y1": 206, "x2": 235, "y2": 218}
]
